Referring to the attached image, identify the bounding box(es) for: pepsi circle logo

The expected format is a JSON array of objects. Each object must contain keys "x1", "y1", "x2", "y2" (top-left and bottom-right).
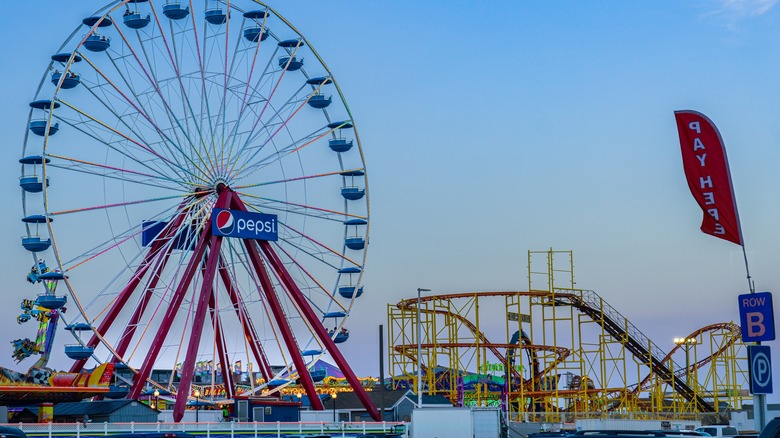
[{"x1": 216, "y1": 210, "x2": 235, "y2": 235}]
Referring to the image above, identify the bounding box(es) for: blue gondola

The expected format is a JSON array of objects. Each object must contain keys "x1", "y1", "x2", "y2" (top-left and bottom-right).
[
  {"x1": 243, "y1": 27, "x2": 269, "y2": 42},
  {"x1": 124, "y1": 13, "x2": 151, "y2": 29},
  {"x1": 310, "y1": 369, "x2": 326, "y2": 382},
  {"x1": 267, "y1": 379, "x2": 289, "y2": 387},
  {"x1": 308, "y1": 94, "x2": 331, "y2": 109},
  {"x1": 341, "y1": 170, "x2": 364, "y2": 177},
  {"x1": 29, "y1": 100, "x2": 61, "y2": 110},
  {"x1": 301, "y1": 349, "x2": 322, "y2": 356},
  {"x1": 51, "y1": 72, "x2": 80, "y2": 89},
  {"x1": 328, "y1": 139, "x2": 353, "y2": 152},
  {"x1": 324, "y1": 311, "x2": 347, "y2": 318},
  {"x1": 39, "y1": 271, "x2": 66, "y2": 281},
  {"x1": 341, "y1": 187, "x2": 365, "y2": 200},
  {"x1": 243, "y1": 10, "x2": 268, "y2": 19},
  {"x1": 344, "y1": 219, "x2": 367, "y2": 226},
  {"x1": 22, "y1": 215, "x2": 51, "y2": 224},
  {"x1": 163, "y1": 3, "x2": 190, "y2": 20},
  {"x1": 328, "y1": 120, "x2": 353, "y2": 130},
  {"x1": 29, "y1": 120, "x2": 59, "y2": 136},
  {"x1": 19, "y1": 176, "x2": 48, "y2": 193},
  {"x1": 345, "y1": 237, "x2": 365, "y2": 250},
  {"x1": 21, "y1": 237, "x2": 51, "y2": 252},
  {"x1": 19, "y1": 155, "x2": 51, "y2": 165},
  {"x1": 51, "y1": 52, "x2": 82, "y2": 63},
  {"x1": 334, "y1": 332, "x2": 349, "y2": 343},
  {"x1": 35, "y1": 295, "x2": 67, "y2": 310},
  {"x1": 83, "y1": 16, "x2": 114, "y2": 28},
  {"x1": 338, "y1": 267, "x2": 361, "y2": 274},
  {"x1": 306, "y1": 76, "x2": 331, "y2": 86},
  {"x1": 105, "y1": 385, "x2": 130, "y2": 399},
  {"x1": 65, "y1": 323, "x2": 92, "y2": 331},
  {"x1": 205, "y1": 9, "x2": 227, "y2": 25},
  {"x1": 84, "y1": 35, "x2": 111, "y2": 52},
  {"x1": 278, "y1": 39, "x2": 303, "y2": 48},
  {"x1": 338, "y1": 286, "x2": 364, "y2": 299},
  {"x1": 65, "y1": 345, "x2": 94, "y2": 360},
  {"x1": 278, "y1": 56, "x2": 303, "y2": 71}
]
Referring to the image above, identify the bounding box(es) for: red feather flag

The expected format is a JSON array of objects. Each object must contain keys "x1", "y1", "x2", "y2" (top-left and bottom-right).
[{"x1": 674, "y1": 110, "x2": 743, "y2": 245}]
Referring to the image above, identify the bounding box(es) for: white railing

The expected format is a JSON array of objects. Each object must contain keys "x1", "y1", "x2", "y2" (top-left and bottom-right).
[{"x1": 3, "y1": 421, "x2": 408, "y2": 438}]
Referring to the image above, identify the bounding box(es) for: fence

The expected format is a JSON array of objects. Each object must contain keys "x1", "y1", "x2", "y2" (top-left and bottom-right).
[{"x1": 3, "y1": 421, "x2": 408, "y2": 438}]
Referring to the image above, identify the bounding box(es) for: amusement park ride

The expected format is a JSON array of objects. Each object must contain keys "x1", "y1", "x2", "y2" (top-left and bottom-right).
[
  {"x1": 14, "y1": 0, "x2": 379, "y2": 421},
  {"x1": 389, "y1": 250, "x2": 751, "y2": 423}
]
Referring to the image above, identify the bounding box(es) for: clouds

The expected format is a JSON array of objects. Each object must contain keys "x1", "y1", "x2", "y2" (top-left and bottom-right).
[{"x1": 718, "y1": 0, "x2": 777, "y2": 17}]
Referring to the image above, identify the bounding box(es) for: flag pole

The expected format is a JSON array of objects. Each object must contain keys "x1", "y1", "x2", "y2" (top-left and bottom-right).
[{"x1": 741, "y1": 245, "x2": 754, "y2": 294}]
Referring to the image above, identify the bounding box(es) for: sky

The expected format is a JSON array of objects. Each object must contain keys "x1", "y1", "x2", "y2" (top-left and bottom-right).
[{"x1": 2, "y1": 0, "x2": 780, "y2": 403}]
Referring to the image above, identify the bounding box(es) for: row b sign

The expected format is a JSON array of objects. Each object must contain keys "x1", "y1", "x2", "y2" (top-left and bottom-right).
[
  {"x1": 738, "y1": 291, "x2": 775, "y2": 343},
  {"x1": 212, "y1": 208, "x2": 278, "y2": 241}
]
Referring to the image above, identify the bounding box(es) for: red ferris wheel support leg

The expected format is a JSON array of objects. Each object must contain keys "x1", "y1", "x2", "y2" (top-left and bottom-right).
[
  {"x1": 217, "y1": 261, "x2": 274, "y2": 380},
  {"x1": 172, "y1": 233, "x2": 225, "y2": 422},
  {"x1": 69, "y1": 201, "x2": 191, "y2": 374},
  {"x1": 207, "y1": 278, "x2": 235, "y2": 398},
  {"x1": 128, "y1": 191, "x2": 231, "y2": 400},
  {"x1": 258, "y1": 239, "x2": 381, "y2": 421},
  {"x1": 240, "y1": 231, "x2": 324, "y2": 410}
]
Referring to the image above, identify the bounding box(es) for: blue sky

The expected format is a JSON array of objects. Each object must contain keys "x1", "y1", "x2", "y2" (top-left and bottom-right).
[{"x1": 2, "y1": 0, "x2": 780, "y2": 402}]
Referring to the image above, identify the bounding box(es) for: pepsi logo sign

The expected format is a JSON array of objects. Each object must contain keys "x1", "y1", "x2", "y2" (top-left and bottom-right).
[
  {"x1": 211, "y1": 208, "x2": 278, "y2": 241},
  {"x1": 216, "y1": 210, "x2": 235, "y2": 235}
]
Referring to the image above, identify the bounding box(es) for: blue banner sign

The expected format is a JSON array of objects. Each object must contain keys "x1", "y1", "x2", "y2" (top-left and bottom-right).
[
  {"x1": 738, "y1": 291, "x2": 775, "y2": 342},
  {"x1": 212, "y1": 208, "x2": 278, "y2": 241},
  {"x1": 748, "y1": 345, "x2": 773, "y2": 394}
]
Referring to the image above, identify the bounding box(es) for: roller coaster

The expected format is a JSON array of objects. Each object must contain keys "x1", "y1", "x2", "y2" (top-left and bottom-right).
[{"x1": 388, "y1": 250, "x2": 749, "y2": 423}]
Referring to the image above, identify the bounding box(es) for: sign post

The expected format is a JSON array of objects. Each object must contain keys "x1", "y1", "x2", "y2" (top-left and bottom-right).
[{"x1": 738, "y1": 291, "x2": 775, "y2": 431}]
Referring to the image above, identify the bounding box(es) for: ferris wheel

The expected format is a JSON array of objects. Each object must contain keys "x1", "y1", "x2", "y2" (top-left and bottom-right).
[{"x1": 19, "y1": 0, "x2": 377, "y2": 421}]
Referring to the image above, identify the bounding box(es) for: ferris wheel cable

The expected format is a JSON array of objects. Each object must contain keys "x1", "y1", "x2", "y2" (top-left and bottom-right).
[
  {"x1": 46, "y1": 163, "x2": 186, "y2": 192},
  {"x1": 278, "y1": 222, "x2": 362, "y2": 269},
  {"x1": 80, "y1": 49, "x2": 215, "y2": 182},
  {"x1": 46, "y1": 153, "x2": 189, "y2": 188},
  {"x1": 235, "y1": 14, "x2": 270, "y2": 118},
  {"x1": 48, "y1": 191, "x2": 209, "y2": 217},
  {"x1": 272, "y1": 242, "x2": 346, "y2": 313},
  {"x1": 47, "y1": 110, "x2": 185, "y2": 186},
  {"x1": 228, "y1": 38, "x2": 304, "y2": 166},
  {"x1": 233, "y1": 168, "x2": 365, "y2": 190},
  {"x1": 236, "y1": 190, "x2": 366, "y2": 220},
  {"x1": 233, "y1": 124, "x2": 344, "y2": 181},
  {"x1": 225, "y1": 80, "x2": 328, "y2": 177},
  {"x1": 58, "y1": 197, "x2": 206, "y2": 270},
  {"x1": 133, "y1": 8, "x2": 221, "y2": 177},
  {"x1": 57, "y1": 90, "x2": 204, "y2": 184}
]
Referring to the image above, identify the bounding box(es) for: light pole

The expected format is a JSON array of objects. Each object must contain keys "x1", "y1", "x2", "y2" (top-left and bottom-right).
[
  {"x1": 296, "y1": 392, "x2": 302, "y2": 421},
  {"x1": 674, "y1": 337, "x2": 698, "y2": 385},
  {"x1": 417, "y1": 288, "x2": 430, "y2": 408},
  {"x1": 331, "y1": 392, "x2": 338, "y2": 422},
  {"x1": 193, "y1": 389, "x2": 201, "y2": 423},
  {"x1": 153, "y1": 389, "x2": 159, "y2": 410}
]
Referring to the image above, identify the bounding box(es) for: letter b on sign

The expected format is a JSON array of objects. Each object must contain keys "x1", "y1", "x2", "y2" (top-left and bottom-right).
[{"x1": 738, "y1": 292, "x2": 776, "y2": 342}]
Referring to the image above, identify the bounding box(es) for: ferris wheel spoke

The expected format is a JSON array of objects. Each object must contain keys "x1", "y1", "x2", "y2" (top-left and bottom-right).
[
  {"x1": 272, "y1": 242, "x2": 347, "y2": 313},
  {"x1": 46, "y1": 153, "x2": 187, "y2": 188},
  {"x1": 134, "y1": 7, "x2": 221, "y2": 177},
  {"x1": 234, "y1": 168, "x2": 358, "y2": 190},
  {"x1": 46, "y1": 160, "x2": 185, "y2": 193},
  {"x1": 49, "y1": 192, "x2": 206, "y2": 218},
  {"x1": 55, "y1": 98, "x2": 197, "y2": 182},
  {"x1": 233, "y1": 125, "x2": 339, "y2": 181},
  {"x1": 83, "y1": 44, "x2": 215, "y2": 181},
  {"x1": 224, "y1": 81, "x2": 312, "y2": 175},
  {"x1": 239, "y1": 191, "x2": 365, "y2": 221},
  {"x1": 280, "y1": 222, "x2": 362, "y2": 268}
]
